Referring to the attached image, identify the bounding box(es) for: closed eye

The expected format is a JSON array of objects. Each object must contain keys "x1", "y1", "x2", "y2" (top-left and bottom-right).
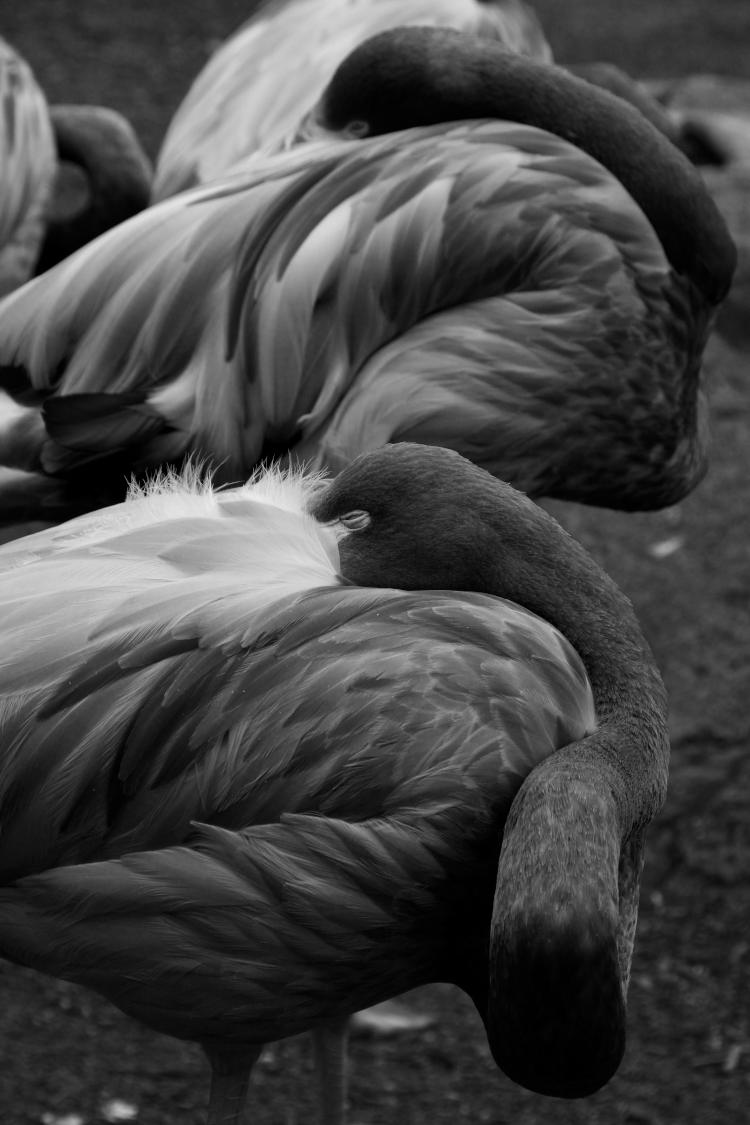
[
  {"x1": 344, "y1": 119, "x2": 370, "y2": 139},
  {"x1": 339, "y1": 510, "x2": 371, "y2": 530}
]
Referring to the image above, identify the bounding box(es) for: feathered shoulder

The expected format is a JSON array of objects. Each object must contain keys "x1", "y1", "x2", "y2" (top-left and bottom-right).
[{"x1": 0, "y1": 461, "x2": 341, "y2": 597}]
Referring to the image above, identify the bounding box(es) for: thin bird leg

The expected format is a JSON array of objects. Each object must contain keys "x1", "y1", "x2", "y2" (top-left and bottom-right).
[
  {"x1": 202, "y1": 1042, "x2": 261, "y2": 1125},
  {"x1": 311, "y1": 1017, "x2": 351, "y2": 1125}
]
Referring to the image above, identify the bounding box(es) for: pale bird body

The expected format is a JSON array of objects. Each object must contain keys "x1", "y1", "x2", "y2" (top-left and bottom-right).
[
  {"x1": 0, "y1": 442, "x2": 668, "y2": 1123},
  {"x1": 151, "y1": 0, "x2": 552, "y2": 200}
]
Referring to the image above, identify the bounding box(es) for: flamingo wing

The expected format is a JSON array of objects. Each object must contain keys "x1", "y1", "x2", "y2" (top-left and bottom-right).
[
  {"x1": 0, "y1": 477, "x2": 594, "y2": 887},
  {"x1": 0, "y1": 602, "x2": 593, "y2": 1047},
  {"x1": 0, "y1": 809, "x2": 493, "y2": 1043},
  {"x1": 0, "y1": 144, "x2": 348, "y2": 486},
  {"x1": 0, "y1": 121, "x2": 683, "y2": 508}
]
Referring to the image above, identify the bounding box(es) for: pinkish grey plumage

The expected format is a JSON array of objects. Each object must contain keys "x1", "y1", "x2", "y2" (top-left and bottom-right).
[{"x1": 0, "y1": 122, "x2": 716, "y2": 518}]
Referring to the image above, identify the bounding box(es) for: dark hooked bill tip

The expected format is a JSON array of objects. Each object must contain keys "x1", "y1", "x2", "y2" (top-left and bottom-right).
[
  {"x1": 490, "y1": 1025, "x2": 625, "y2": 1099},
  {"x1": 488, "y1": 916, "x2": 627, "y2": 1098}
]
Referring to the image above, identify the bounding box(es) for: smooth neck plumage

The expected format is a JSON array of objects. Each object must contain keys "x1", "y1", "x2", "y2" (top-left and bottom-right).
[
  {"x1": 36, "y1": 105, "x2": 151, "y2": 274},
  {"x1": 314, "y1": 443, "x2": 669, "y2": 1097},
  {"x1": 318, "y1": 26, "x2": 736, "y2": 305},
  {"x1": 455, "y1": 481, "x2": 667, "y2": 1097}
]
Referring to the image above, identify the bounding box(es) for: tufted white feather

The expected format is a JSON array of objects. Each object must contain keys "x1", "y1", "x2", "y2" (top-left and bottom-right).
[{"x1": 0, "y1": 462, "x2": 341, "y2": 596}]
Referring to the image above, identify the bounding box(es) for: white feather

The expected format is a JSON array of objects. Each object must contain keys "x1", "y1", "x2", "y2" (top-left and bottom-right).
[{"x1": 0, "y1": 463, "x2": 341, "y2": 599}]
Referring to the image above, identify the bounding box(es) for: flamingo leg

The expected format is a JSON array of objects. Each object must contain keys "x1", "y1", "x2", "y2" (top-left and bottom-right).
[
  {"x1": 311, "y1": 1017, "x2": 350, "y2": 1125},
  {"x1": 202, "y1": 1042, "x2": 261, "y2": 1125}
]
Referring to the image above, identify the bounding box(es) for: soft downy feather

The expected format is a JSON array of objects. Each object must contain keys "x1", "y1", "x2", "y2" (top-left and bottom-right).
[{"x1": 0, "y1": 123, "x2": 680, "y2": 499}]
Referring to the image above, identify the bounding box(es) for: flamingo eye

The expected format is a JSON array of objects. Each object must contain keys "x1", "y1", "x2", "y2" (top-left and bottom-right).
[
  {"x1": 339, "y1": 510, "x2": 371, "y2": 530},
  {"x1": 344, "y1": 119, "x2": 370, "y2": 139}
]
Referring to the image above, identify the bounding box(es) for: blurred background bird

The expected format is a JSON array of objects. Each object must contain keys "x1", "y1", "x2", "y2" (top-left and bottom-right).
[
  {"x1": 0, "y1": 443, "x2": 669, "y2": 1125},
  {"x1": 0, "y1": 36, "x2": 151, "y2": 299},
  {"x1": 151, "y1": 0, "x2": 553, "y2": 199},
  {"x1": 0, "y1": 27, "x2": 735, "y2": 540}
]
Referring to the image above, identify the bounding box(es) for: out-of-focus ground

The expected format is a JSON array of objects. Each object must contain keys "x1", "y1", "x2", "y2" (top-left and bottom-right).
[{"x1": 0, "y1": 2, "x2": 748, "y2": 1123}]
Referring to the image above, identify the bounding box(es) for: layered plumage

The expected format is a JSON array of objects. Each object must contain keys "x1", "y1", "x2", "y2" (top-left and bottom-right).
[
  {"x1": 649, "y1": 73, "x2": 750, "y2": 349},
  {"x1": 0, "y1": 36, "x2": 151, "y2": 299},
  {"x1": 0, "y1": 29, "x2": 735, "y2": 535},
  {"x1": 0, "y1": 442, "x2": 669, "y2": 1123},
  {"x1": 152, "y1": 0, "x2": 552, "y2": 200}
]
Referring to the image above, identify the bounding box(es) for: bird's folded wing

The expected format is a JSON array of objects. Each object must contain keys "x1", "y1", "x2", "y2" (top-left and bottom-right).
[
  {"x1": 0, "y1": 569, "x2": 594, "y2": 882},
  {"x1": 0, "y1": 807, "x2": 490, "y2": 1040}
]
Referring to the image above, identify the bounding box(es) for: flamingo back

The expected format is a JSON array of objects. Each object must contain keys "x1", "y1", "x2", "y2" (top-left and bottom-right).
[
  {"x1": 0, "y1": 121, "x2": 700, "y2": 510},
  {"x1": 152, "y1": 0, "x2": 552, "y2": 200},
  {"x1": 0, "y1": 465, "x2": 595, "y2": 911}
]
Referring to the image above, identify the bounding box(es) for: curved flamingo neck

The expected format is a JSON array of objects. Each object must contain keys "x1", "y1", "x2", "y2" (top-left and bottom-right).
[
  {"x1": 320, "y1": 27, "x2": 736, "y2": 304},
  {"x1": 324, "y1": 450, "x2": 670, "y2": 807},
  {"x1": 471, "y1": 491, "x2": 667, "y2": 1096},
  {"x1": 466, "y1": 481, "x2": 665, "y2": 782},
  {"x1": 313, "y1": 442, "x2": 669, "y2": 1098}
]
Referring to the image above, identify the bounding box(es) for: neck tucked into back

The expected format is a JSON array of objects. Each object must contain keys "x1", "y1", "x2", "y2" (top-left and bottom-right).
[
  {"x1": 318, "y1": 27, "x2": 735, "y2": 305},
  {"x1": 313, "y1": 441, "x2": 669, "y2": 1097},
  {"x1": 319, "y1": 445, "x2": 669, "y2": 823}
]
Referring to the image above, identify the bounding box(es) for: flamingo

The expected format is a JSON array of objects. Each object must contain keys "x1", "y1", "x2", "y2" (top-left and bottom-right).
[
  {"x1": 0, "y1": 28, "x2": 735, "y2": 536},
  {"x1": 0, "y1": 36, "x2": 151, "y2": 298},
  {"x1": 0, "y1": 442, "x2": 669, "y2": 1124},
  {"x1": 648, "y1": 73, "x2": 750, "y2": 166},
  {"x1": 151, "y1": 0, "x2": 552, "y2": 200},
  {"x1": 0, "y1": 36, "x2": 56, "y2": 296},
  {"x1": 34, "y1": 103, "x2": 153, "y2": 276}
]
